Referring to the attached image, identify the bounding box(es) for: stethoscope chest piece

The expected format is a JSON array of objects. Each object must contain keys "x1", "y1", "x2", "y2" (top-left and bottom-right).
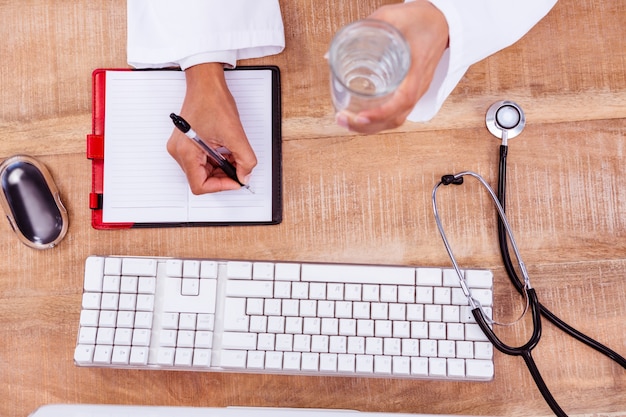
[{"x1": 486, "y1": 100, "x2": 525, "y2": 144}]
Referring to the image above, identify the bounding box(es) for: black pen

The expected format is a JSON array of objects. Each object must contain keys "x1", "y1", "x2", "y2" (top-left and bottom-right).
[{"x1": 169, "y1": 113, "x2": 253, "y2": 193}]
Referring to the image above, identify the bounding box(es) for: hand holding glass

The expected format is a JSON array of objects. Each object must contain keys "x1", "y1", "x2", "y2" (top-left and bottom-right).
[{"x1": 328, "y1": 19, "x2": 411, "y2": 115}]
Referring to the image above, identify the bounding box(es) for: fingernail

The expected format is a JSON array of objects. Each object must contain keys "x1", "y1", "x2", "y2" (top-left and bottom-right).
[
  {"x1": 243, "y1": 174, "x2": 252, "y2": 185},
  {"x1": 336, "y1": 113, "x2": 349, "y2": 128},
  {"x1": 355, "y1": 115, "x2": 370, "y2": 125}
]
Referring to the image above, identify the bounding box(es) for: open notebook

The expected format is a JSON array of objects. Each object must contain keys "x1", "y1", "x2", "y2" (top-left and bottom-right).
[{"x1": 86, "y1": 67, "x2": 282, "y2": 229}]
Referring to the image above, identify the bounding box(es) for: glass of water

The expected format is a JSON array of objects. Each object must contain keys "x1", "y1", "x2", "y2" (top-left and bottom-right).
[{"x1": 328, "y1": 19, "x2": 411, "y2": 114}]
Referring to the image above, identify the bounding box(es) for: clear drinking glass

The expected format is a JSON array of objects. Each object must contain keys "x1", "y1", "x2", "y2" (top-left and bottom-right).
[{"x1": 328, "y1": 19, "x2": 411, "y2": 114}]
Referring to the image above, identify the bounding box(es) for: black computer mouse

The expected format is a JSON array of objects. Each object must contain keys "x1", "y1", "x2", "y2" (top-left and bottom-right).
[{"x1": 0, "y1": 155, "x2": 68, "y2": 249}]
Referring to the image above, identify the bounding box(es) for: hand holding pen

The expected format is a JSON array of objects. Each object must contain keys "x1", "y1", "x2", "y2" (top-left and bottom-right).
[
  {"x1": 166, "y1": 63, "x2": 257, "y2": 195},
  {"x1": 170, "y1": 113, "x2": 253, "y2": 193}
]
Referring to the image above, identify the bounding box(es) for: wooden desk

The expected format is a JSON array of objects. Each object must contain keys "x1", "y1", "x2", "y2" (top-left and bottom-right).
[{"x1": 0, "y1": 1, "x2": 624, "y2": 416}]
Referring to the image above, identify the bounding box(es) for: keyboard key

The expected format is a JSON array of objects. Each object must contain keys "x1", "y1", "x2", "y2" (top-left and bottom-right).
[
  {"x1": 274, "y1": 263, "x2": 300, "y2": 281},
  {"x1": 132, "y1": 329, "x2": 151, "y2": 346},
  {"x1": 79, "y1": 310, "x2": 99, "y2": 327},
  {"x1": 253, "y1": 262, "x2": 274, "y2": 280},
  {"x1": 465, "y1": 323, "x2": 489, "y2": 342},
  {"x1": 136, "y1": 294, "x2": 155, "y2": 311},
  {"x1": 301, "y1": 352, "x2": 319, "y2": 371},
  {"x1": 380, "y1": 285, "x2": 397, "y2": 302},
  {"x1": 416, "y1": 268, "x2": 442, "y2": 286},
  {"x1": 113, "y1": 318, "x2": 132, "y2": 338},
  {"x1": 111, "y1": 346, "x2": 131, "y2": 364},
  {"x1": 196, "y1": 314, "x2": 214, "y2": 331},
  {"x1": 83, "y1": 256, "x2": 105, "y2": 291},
  {"x1": 118, "y1": 294, "x2": 136, "y2": 311},
  {"x1": 93, "y1": 345, "x2": 113, "y2": 364},
  {"x1": 138, "y1": 277, "x2": 156, "y2": 294},
  {"x1": 222, "y1": 332, "x2": 257, "y2": 350},
  {"x1": 166, "y1": 259, "x2": 183, "y2": 277},
  {"x1": 374, "y1": 355, "x2": 392, "y2": 374},
  {"x1": 174, "y1": 348, "x2": 194, "y2": 366},
  {"x1": 429, "y1": 357, "x2": 447, "y2": 377},
  {"x1": 466, "y1": 359, "x2": 494, "y2": 379},
  {"x1": 222, "y1": 298, "x2": 249, "y2": 331},
  {"x1": 182, "y1": 261, "x2": 200, "y2": 278},
  {"x1": 200, "y1": 261, "x2": 218, "y2": 279},
  {"x1": 103, "y1": 257, "x2": 122, "y2": 276},
  {"x1": 226, "y1": 262, "x2": 252, "y2": 279},
  {"x1": 101, "y1": 293, "x2": 119, "y2": 310},
  {"x1": 195, "y1": 331, "x2": 213, "y2": 349},
  {"x1": 122, "y1": 258, "x2": 157, "y2": 276},
  {"x1": 465, "y1": 270, "x2": 493, "y2": 288},
  {"x1": 355, "y1": 355, "x2": 373, "y2": 373},
  {"x1": 293, "y1": 334, "x2": 311, "y2": 352},
  {"x1": 411, "y1": 357, "x2": 428, "y2": 376},
  {"x1": 226, "y1": 280, "x2": 273, "y2": 298},
  {"x1": 156, "y1": 348, "x2": 175, "y2": 366},
  {"x1": 179, "y1": 313, "x2": 197, "y2": 330},
  {"x1": 98, "y1": 310, "x2": 117, "y2": 327},
  {"x1": 283, "y1": 352, "x2": 301, "y2": 370},
  {"x1": 319, "y1": 353, "x2": 337, "y2": 372},
  {"x1": 96, "y1": 328, "x2": 115, "y2": 345},
  {"x1": 129, "y1": 347, "x2": 149, "y2": 365},
  {"x1": 82, "y1": 293, "x2": 101, "y2": 310},
  {"x1": 120, "y1": 276, "x2": 138, "y2": 293},
  {"x1": 337, "y1": 354, "x2": 355, "y2": 373},
  {"x1": 177, "y1": 330, "x2": 195, "y2": 348},
  {"x1": 456, "y1": 341, "x2": 474, "y2": 359},
  {"x1": 475, "y1": 342, "x2": 494, "y2": 360},
  {"x1": 78, "y1": 327, "x2": 97, "y2": 344},
  {"x1": 393, "y1": 356, "x2": 410, "y2": 375},
  {"x1": 102, "y1": 275, "x2": 121, "y2": 293},
  {"x1": 134, "y1": 312, "x2": 153, "y2": 329},
  {"x1": 193, "y1": 349, "x2": 212, "y2": 367},
  {"x1": 74, "y1": 344, "x2": 95, "y2": 364},
  {"x1": 302, "y1": 264, "x2": 415, "y2": 285},
  {"x1": 221, "y1": 350, "x2": 247, "y2": 368},
  {"x1": 114, "y1": 328, "x2": 132, "y2": 345}
]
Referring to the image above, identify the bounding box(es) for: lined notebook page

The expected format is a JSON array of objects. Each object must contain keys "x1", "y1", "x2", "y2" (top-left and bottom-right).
[{"x1": 102, "y1": 70, "x2": 274, "y2": 223}]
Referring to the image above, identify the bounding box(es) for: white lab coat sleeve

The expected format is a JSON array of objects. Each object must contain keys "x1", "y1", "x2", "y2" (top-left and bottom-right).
[
  {"x1": 126, "y1": 0, "x2": 285, "y2": 70},
  {"x1": 406, "y1": 0, "x2": 558, "y2": 122}
]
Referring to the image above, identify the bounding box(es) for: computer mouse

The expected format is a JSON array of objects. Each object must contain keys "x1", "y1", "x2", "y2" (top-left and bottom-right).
[{"x1": 0, "y1": 155, "x2": 68, "y2": 249}]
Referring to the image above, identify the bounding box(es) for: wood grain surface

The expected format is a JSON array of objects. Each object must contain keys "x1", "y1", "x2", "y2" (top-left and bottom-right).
[{"x1": 0, "y1": 1, "x2": 624, "y2": 417}]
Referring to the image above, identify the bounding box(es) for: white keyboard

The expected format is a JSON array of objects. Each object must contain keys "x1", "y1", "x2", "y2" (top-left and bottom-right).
[{"x1": 74, "y1": 256, "x2": 495, "y2": 381}]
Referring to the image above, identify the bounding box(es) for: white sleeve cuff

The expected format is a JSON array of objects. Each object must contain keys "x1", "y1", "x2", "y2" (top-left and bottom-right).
[
  {"x1": 405, "y1": 0, "x2": 557, "y2": 122},
  {"x1": 127, "y1": 0, "x2": 285, "y2": 70},
  {"x1": 178, "y1": 51, "x2": 238, "y2": 70}
]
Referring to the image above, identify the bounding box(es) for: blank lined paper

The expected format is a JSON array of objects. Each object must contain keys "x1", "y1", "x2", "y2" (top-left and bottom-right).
[{"x1": 102, "y1": 70, "x2": 275, "y2": 224}]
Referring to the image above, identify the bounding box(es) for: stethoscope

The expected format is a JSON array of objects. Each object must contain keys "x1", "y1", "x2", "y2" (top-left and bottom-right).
[{"x1": 431, "y1": 101, "x2": 626, "y2": 417}]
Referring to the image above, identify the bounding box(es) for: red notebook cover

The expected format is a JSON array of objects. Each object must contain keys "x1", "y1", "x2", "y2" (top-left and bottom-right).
[{"x1": 87, "y1": 68, "x2": 133, "y2": 229}]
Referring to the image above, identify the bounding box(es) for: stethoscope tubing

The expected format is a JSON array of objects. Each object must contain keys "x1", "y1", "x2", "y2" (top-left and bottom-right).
[
  {"x1": 473, "y1": 288, "x2": 568, "y2": 416},
  {"x1": 497, "y1": 144, "x2": 626, "y2": 369},
  {"x1": 433, "y1": 172, "x2": 567, "y2": 416}
]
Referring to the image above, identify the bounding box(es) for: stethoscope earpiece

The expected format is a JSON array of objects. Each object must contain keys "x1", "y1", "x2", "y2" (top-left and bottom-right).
[{"x1": 486, "y1": 100, "x2": 525, "y2": 144}]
